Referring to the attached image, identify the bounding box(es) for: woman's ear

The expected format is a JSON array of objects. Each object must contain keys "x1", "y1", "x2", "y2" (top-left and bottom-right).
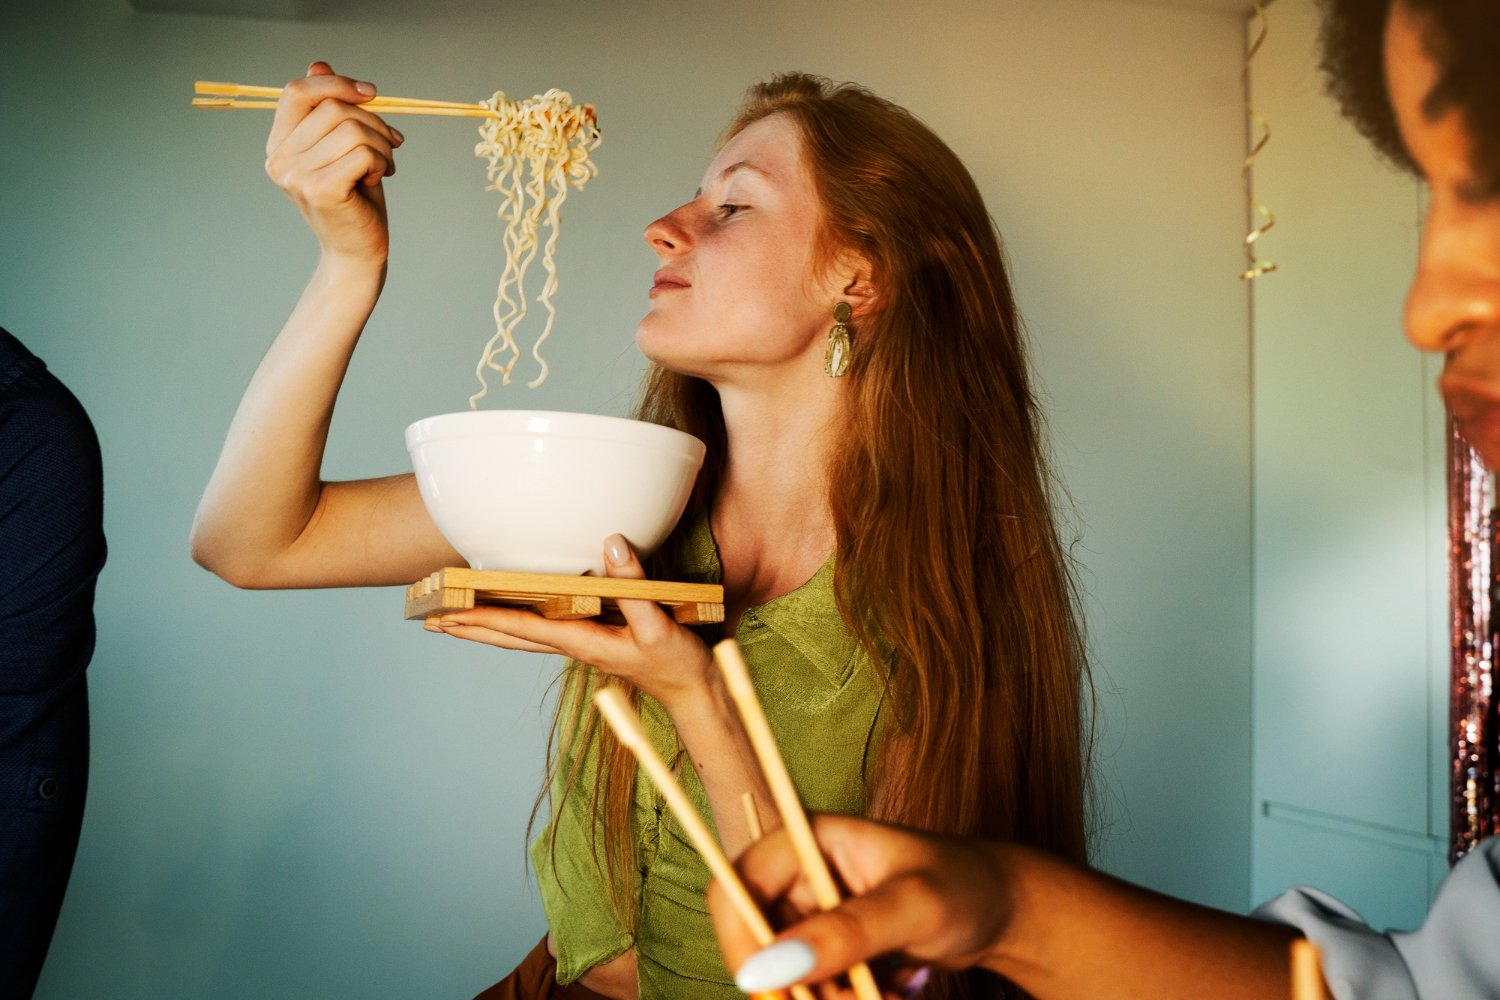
[{"x1": 838, "y1": 254, "x2": 878, "y2": 319}]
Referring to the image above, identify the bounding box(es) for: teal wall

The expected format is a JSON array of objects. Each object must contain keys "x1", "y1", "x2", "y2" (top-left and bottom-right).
[
  {"x1": 2, "y1": 0, "x2": 1257, "y2": 995},
  {"x1": 1249, "y1": 0, "x2": 1450, "y2": 930}
]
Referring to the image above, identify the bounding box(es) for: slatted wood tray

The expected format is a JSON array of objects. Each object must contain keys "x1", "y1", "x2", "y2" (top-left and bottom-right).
[{"x1": 404, "y1": 567, "x2": 725, "y2": 625}]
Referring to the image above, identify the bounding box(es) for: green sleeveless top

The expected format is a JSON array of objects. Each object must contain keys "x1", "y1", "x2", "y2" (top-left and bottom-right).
[{"x1": 529, "y1": 514, "x2": 889, "y2": 998}]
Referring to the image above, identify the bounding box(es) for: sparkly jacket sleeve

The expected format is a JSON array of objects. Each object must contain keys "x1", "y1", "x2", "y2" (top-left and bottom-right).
[{"x1": 1252, "y1": 837, "x2": 1500, "y2": 1000}]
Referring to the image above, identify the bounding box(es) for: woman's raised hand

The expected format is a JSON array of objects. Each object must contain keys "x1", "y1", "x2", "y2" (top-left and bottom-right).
[
  {"x1": 713, "y1": 814, "x2": 1306, "y2": 1000},
  {"x1": 709, "y1": 815, "x2": 1018, "y2": 998},
  {"x1": 425, "y1": 534, "x2": 714, "y2": 706},
  {"x1": 264, "y1": 61, "x2": 405, "y2": 265}
]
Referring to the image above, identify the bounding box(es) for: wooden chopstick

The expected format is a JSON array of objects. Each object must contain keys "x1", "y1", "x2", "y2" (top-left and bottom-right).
[
  {"x1": 192, "y1": 80, "x2": 595, "y2": 123},
  {"x1": 591, "y1": 688, "x2": 814, "y2": 1000},
  {"x1": 193, "y1": 97, "x2": 497, "y2": 119},
  {"x1": 714, "y1": 639, "x2": 884, "y2": 1000},
  {"x1": 196, "y1": 81, "x2": 481, "y2": 110},
  {"x1": 1290, "y1": 939, "x2": 1330, "y2": 1000},
  {"x1": 742, "y1": 790, "x2": 765, "y2": 843},
  {"x1": 193, "y1": 98, "x2": 280, "y2": 110},
  {"x1": 738, "y1": 792, "x2": 788, "y2": 1000}
]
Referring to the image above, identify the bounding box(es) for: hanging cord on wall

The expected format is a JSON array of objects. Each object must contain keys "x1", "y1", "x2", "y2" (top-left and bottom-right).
[{"x1": 1241, "y1": 0, "x2": 1278, "y2": 280}]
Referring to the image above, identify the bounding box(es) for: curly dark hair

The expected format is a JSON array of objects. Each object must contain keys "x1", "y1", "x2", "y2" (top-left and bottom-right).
[{"x1": 1318, "y1": 0, "x2": 1500, "y2": 193}]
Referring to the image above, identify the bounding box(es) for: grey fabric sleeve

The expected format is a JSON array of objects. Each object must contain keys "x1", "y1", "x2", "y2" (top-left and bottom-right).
[
  {"x1": 1389, "y1": 838, "x2": 1500, "y2": 1000},
  {"x1": 1252, "y1": 838, "x2": 1500, "y2": 1000}
]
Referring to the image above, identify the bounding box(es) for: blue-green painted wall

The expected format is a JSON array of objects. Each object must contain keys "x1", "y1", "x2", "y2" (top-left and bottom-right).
[{"x1": 2, "y1": 1, "x2": 1255, "y2": 995}]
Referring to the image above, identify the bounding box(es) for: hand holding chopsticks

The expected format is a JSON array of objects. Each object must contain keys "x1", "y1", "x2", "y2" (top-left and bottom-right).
[
  {"x1": 193, "y1": 79, "x2": 597, "y2": 124},
  {"x1": 714, "y1": 641, "x2": 885, "y2": 1000},
  {"x1": 592, "y1": 639, "x2": 883, "y2": 1000},
  {"x1": 592, "y1": 686, "x2": 812, "y2": 1000},
  {"x1": 194, "y1": 80, "x2": 504, "y2": 119}
]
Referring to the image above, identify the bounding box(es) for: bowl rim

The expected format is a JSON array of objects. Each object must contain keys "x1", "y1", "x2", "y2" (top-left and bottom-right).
[{"x1": 405, "y1": 410, "x2": 706, "y2": 457}]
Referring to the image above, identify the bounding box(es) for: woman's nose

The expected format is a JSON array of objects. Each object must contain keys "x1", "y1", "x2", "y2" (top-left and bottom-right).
[
  {"x1": 644, "y1": 205, "x2": 692, "y2": 254},
  {"x1": 1404, "y1": 213, "x2": 1500, "y2": 354}
]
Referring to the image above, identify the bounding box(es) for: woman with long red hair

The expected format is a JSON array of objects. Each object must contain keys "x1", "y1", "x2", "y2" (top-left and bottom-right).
[{"x1": 192, "y1": 67, "x2": 1090, "y2": 1000}]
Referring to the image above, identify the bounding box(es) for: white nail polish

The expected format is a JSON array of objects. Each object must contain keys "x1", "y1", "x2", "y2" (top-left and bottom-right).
[{"x1": 735, "y1": 940, "x2": 817, "y2": 993}]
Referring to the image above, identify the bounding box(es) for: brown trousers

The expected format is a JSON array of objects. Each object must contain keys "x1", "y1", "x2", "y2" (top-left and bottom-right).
[{"x1": 474, "y1": 936, "x2": 612, "y2": 1000}]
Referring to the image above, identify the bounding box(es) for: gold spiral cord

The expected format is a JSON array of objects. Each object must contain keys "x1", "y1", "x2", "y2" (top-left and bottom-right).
[{"x1": 1241, "y1": 0, "x2": 1278, "y2": 280}]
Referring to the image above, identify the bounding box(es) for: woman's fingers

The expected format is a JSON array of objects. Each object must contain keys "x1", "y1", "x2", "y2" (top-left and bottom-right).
[
  {"x1": 426, "y1": 606, "x2": 578, "y2": 655},
  {"x1": 707, "y1": 828, "x2": 801, "y2": 970},
  {"x1": 602, "y1": 533, "x2": 675, "y2": 640},
  {"x1": 427, "y1": 536, "x2": 708, "y2": 700},
  {"x1": 604, "y1": 534, "x2": 644, "y2": 579},
  {"x1": 725, "y1": 876, "x2": 950, "y2": 994},
  {"x1": 283, "y1": 95, "x2": 404, "y2": 162},
  {"x1": 299, "y1": 119, "x2": 398, "y2": 189},
  {"x1": 424, "y1": 616, "x2": 561, "y2": 655},
  {"x1": 270, "y1": 100, "x2": 401, "y2": 191},
  {"x1": 712, "y1": 821, "x2": 871, "y2": 973},
  {"x1": 266, "y1": 61, "x2": 379, "y2": 155},
  {"x1": 263, "y1": 61, "x2": 405, "y2": 260},
  {"x1": 713, "y1": 815, "x2": 1008, "y2": 994},
  {"x1": 707, "y1": 878, "x2": 765, "y2": 980},
  {"x1": 273, "y1": 134, "x2": 392, "y2": 210},
  {"x1": 735, "y1": 815, "x2": 907, "y2": 901},
  {"x1": 427, "y1": 624, "x2": 562, "y2": 656}
]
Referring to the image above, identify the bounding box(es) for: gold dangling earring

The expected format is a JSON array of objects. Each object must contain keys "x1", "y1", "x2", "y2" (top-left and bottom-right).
[{"x1": 824, "y1": 301, "x2": 852, "y2": 377}]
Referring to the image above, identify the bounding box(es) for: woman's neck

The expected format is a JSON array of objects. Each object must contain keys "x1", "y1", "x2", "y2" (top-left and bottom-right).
[{"x1": 710, "y1": 372, "x2": 840, "y2": 606}]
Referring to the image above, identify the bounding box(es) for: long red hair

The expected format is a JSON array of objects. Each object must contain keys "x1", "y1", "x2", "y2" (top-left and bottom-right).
[{"x1": 543, "y1": 74, "x2": 1092, "y2": 1000}]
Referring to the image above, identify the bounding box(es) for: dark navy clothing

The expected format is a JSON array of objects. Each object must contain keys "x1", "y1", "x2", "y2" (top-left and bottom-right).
[{"x1": 0, "y1": 328, "x2": 105, "y2": 996}]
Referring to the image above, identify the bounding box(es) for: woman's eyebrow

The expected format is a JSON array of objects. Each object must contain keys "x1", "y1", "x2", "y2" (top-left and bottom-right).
[
  {"x1": 1405, "y1": 74, "x2": 1500, "y2": 203},
  {"x1": 694, "y1": 160, "x2": 774, "y2": 197}
]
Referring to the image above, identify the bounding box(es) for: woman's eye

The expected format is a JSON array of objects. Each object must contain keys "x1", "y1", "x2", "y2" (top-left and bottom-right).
[{"x1": 718, "y1": 203, "x2": 745, "y2": 218}]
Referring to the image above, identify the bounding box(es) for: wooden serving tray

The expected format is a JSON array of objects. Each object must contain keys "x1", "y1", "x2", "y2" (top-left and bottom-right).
[{"x1": 404, "y1": 567, "x2": 725, "y2": 625}]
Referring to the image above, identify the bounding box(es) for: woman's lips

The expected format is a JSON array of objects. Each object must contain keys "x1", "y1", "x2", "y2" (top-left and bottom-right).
[
  {"x1": 650, "y1": 270, "x2": 689, "y2": 298},
  {"x1": 1442, "y1": 369, "x2": 1500, "y2": 467},
  {"x1": 1455, "y1": 412, "x2": 1500, "y2": 469}
]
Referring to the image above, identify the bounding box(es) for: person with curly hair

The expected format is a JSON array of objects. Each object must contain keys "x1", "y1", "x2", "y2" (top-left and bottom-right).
[{"x1": 706, "y1": 2, "x2": 1500, "y2": 998}]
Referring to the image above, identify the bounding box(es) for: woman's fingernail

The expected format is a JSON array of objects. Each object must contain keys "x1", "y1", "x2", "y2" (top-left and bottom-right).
[
  {"x1": 735, "y1": 940, "x2": 817, "y2": 993},
  {"x1": 354, "y1": 81, "x2": 377, "y2": 96},
  {"x1": 392, "y1": 127, "x2": 405, "y2": 144},
  {"x1": 605, "y1": 534, "x2": 630, "y2": 566},
  {"x1": 900, "y1": 965, "x2": 933, "y2": 998}
]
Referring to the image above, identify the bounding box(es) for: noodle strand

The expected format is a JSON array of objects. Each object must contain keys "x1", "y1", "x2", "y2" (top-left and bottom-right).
[{"x1": 470, "y1": 89, "x2": 600, "y2": 405}]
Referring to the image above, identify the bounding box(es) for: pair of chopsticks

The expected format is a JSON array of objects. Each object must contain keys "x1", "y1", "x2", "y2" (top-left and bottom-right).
[
  {"x1": 594, "y1": 639, "x2": 882, "y2": 1000},
  {"x1": 600, "y1": 645, "x2": 1328, "y2": 1000},
  {"x1": 193, "y1": 80, "x2": 588, "y2": 122}
]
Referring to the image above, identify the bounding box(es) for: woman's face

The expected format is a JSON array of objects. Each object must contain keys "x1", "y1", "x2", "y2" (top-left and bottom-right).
[
  {"x1": 636, "y1": 113, "x2": 848, "y2": 382},
  {"x1": 1387, "y1": 1, "x2": 1500, "y2": 467}
]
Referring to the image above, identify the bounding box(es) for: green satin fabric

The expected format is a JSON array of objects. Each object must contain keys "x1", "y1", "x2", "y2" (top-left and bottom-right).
[{"x1": 530, "y1": 514, "x2": 888, "y2": 998}]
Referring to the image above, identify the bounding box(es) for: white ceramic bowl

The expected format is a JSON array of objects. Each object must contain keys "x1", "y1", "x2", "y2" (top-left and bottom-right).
[{"x1": 405, "y1": 410, "x2": 706, "y2": 575}]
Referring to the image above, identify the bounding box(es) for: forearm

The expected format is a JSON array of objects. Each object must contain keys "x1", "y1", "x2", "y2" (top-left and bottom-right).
[
  {"x1": 991, "y1": 844, "x2": 1296, "y2": 1000},
  {"x1": 661, "y1": 678, "x2": 777, "y2": 860},
  {"x1": 191, "y1": 254, "x2": 384, "y2": 584}
]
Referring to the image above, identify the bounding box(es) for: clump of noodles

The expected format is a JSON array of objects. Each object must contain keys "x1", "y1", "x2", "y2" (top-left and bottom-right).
[{"x1": 470, "y1": 89, "x2": 600, "y2": 405}]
